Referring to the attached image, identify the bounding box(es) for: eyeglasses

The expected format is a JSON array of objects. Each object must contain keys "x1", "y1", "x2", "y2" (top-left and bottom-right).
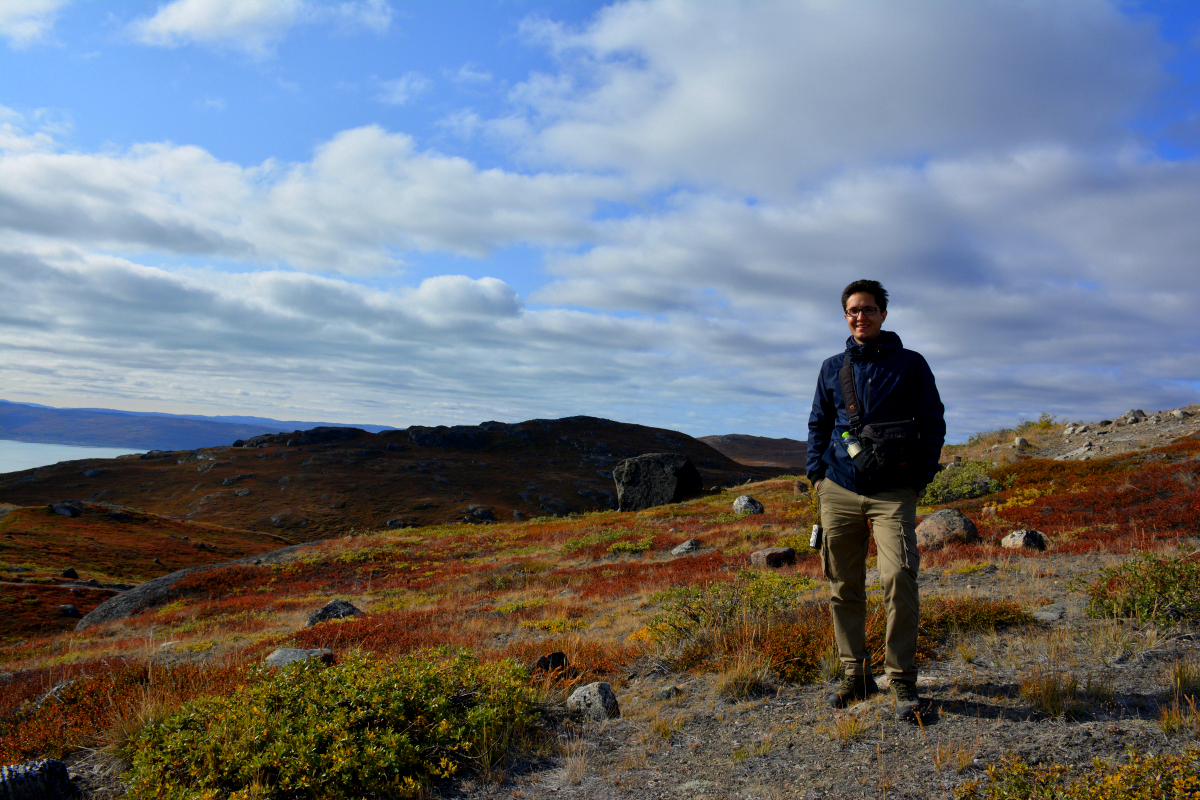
[{"x1": 844, "y1": 306, "x2": 880, "y2": 318}]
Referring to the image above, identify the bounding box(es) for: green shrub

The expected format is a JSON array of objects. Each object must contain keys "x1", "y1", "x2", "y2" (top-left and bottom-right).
[
  {"x1": 1084, "y1": 551, "x2": 1200, "y2": 626},
  {"x1": 955, "y1": 747, "x2": 1200, "y2": 799},
  {"x1": 923, "y1": 460, "x2": 1001, "y2": 505},
  {"x1": 127, "y1": 649, "x2": 537, "y2": 800},
  {"x1": 609, "y1": 535, "x2": 654, "y2": 554}
]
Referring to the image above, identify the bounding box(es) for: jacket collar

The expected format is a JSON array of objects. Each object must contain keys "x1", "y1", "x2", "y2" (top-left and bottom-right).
[{"x1": 845, "y1": 330, "x2": 902, "y2": 361}]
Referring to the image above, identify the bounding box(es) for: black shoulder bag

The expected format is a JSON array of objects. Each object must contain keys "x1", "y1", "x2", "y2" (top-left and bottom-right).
[{"x1": 839, "y1": 355, "x2": 921, "y2": 491}]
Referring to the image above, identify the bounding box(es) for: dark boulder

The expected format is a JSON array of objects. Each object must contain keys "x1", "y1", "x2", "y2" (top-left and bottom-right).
[
  {"x1": 406, "y1": 425, "x2": 490, "y2": 449},
  {"x1": 0, "y1": 758, "x2": 73, "y2": 800},
  {"x1": 61, "y1": 568, "x2": 78, "y2": 579},
  {"x1": 534, "y1": 651, "x2": 569, "y2": 674},
  {"x1": 750, "y1": 547, "x2": 796, "y2": 569},
  {"x1": 47, "y1": 500, "x2": 84, "y2": 518},
  {"x1": 613, "y1": 453, "x2": 703, "y2": 511},
  {"x1": 56, "y1": 604, "x2": 81, "y2": 618},
  {"x1": 307, "y1": 598, "x2": 362, "y2": 627}
]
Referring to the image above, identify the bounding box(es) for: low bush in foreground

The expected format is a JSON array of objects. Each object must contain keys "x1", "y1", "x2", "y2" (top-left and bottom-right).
[
  {"x1": 127, "y1": 649, "x2": 536, "y2": 800},
  {"x1": 1084, "y1": 550, "x2": 1200, "y2": 626},
  {"x1": 955, "y1": 747, "x2": 1200, "y2": 799}
]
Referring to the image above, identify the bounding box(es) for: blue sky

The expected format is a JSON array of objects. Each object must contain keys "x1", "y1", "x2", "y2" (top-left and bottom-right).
[{"x1": 2, "y1": 0, "x2": 1199, "y2": 442}]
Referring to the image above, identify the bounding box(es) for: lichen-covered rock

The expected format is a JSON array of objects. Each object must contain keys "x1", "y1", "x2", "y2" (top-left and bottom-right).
[
  {"x1": 1002, "y1": 529, "x2": 1048, "y2": 551},
  {"x1": 567, "y1": 682, "x2": 620, "y2": 720},
  {"x1": 733, "y1": 495, "x2": 764, "y2": 515},
  {"x1": 915, "y1": 509, "x2": 979, "y2": 550},
  {"x1": 264, "y1": 648, "x2": 333, "y2": 667},
  {"x1": 671, "y1": 538, "x2": 701, "y2": 555}
]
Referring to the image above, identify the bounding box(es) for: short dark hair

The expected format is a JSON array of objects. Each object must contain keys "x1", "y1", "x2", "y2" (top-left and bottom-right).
[{"x1": 841, "y1": 279, "x2": 888, "y2": 313}]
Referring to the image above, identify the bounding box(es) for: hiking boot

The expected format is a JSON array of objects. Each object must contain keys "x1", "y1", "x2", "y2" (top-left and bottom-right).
[
  {"x1": 891, "y1": 679, "x2": 920, "y2": 721},
  {"x1": 826, "y1": 674, "x2": 878, "y2": 708}
]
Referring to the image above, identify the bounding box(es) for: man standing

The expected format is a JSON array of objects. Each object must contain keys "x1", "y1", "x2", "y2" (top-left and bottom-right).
[{"x1": 806, "y1": 280, "x2": 945, "y2": 720}]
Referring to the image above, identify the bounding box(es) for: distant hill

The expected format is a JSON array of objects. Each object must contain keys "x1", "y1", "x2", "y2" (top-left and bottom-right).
[
  {"x1": 699, "y1": 433, "x2": 807, "y2": 471},
  {"x1": 0, "y1": 416, "x2": 783, "y2": 539},
  {"x1": 0, "y1": 399, "x2": 392, "y2": 451}
]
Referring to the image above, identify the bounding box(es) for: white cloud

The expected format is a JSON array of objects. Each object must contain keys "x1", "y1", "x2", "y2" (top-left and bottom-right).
[
  {"x1": 377, "y1": 72, "x2": 430, "y2": 105},
  {"x1": 0, "y1": 121, "x2": 622, "y2": 273},
  {"x1": 504, "y1": 0, "x2": 1163, "y2": 195},
  {"x1": 129, "y1": 0, "x2": 390, "y2": 58},
  {"x1": 0, "y1": 0, "x2": 69, "y2": 47}
]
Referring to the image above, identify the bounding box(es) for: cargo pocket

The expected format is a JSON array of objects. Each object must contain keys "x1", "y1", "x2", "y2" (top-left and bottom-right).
[{"x1": 900, "y1": 524, "x2": 920, "y2": 573}]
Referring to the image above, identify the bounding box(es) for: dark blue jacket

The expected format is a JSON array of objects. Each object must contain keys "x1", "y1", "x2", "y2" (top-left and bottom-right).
[{"x1": 806, "y1": 331, "x2": 945, "y2": 494}]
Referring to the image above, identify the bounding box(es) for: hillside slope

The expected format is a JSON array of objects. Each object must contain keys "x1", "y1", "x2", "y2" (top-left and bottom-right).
[
  {"x1": 0, "y1": 416, "x2": 781, "y2": 539},
  {"x1": 698, "y1": 433, "x2": 807, "y2": 470}
]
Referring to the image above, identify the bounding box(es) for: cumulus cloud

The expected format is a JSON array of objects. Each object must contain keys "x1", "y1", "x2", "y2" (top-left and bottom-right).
[
  {"x1": 377, "y1": 72, "x2": 430, "y2": 105},
  {"x1": 0, "y1": 0, "x2": 69, "y2": 47},
  {"x1": 0, "y1": 122, "x2": 622, "y2": 272},
  {"x1": 129, "y1": 0, "x2": 391, "y2": 58},
  {"x1": 505, "y1": 0, "x2": 1163, "y2": 194}
]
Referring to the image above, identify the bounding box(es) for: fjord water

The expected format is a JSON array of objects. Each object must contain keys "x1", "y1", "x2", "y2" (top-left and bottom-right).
[{"x1": 0, "y1": 439, "x2": 141, "y2": 475}]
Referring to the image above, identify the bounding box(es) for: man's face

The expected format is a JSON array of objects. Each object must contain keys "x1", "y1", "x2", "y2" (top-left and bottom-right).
[{"x1": 844, "y1": 291, "x2": 887, "y2": 344}]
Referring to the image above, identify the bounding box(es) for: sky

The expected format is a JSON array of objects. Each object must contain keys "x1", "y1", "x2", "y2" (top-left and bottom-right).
[{"x1": 2, "y1": 0, "x2": 1199, "y2": 443}]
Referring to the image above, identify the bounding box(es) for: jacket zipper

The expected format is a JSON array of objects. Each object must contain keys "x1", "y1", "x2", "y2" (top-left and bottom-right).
[{"x1": 866, "y1": 376, "x2": 872, "y2": 415}]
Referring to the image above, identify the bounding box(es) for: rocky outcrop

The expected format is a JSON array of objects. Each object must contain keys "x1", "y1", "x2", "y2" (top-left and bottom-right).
[
  {"x1": 240, "y1": 427, "x2": 365, "y2": 448},
  {"x1": 915, "y1": 509, "x2": 979, "y2": 549},
  {"x1": 613, "y1": 454, "x2": 703, "y2": 511},
  {"x1": 567, "y1": 682, "x2": 620, "y2": 720},
  {"x1": 47, "y1": 500, "x2": 83, "y2": 518},
  {"x1": 75, "y1": 543, "x2": 318, "y2": 630}
]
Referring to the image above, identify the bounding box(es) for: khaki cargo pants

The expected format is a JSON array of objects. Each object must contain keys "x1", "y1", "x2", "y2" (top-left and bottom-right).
[{"x1": 817, "y1": 478, "x2": 920, "y2": 683}]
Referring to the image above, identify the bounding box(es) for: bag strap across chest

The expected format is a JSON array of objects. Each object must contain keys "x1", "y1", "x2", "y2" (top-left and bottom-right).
[{"x1": 839, "y1": 355, "x2": 863, "y2": 432}]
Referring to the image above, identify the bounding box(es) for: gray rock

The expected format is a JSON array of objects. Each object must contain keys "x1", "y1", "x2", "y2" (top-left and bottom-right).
[
  {"x1": 1174, "y1": 409, "x2": 1190, "y2": 419},
  {"x1": 307, "y1": 598, "x2": 362, "y2": 627},
  {"x1": 652, "y1": 685, "x2": 682, "y2": 701},
  {"x1": 462, "y1": 505, "x2": 497, "y2": 523},
  {"x1": 47, "y1": 500, "x2": 83, "y2": 518},
  {"x1": 264, "y1": 647, "x2": 333, "y2": 667},
  {"x1": 1001, "y1": 529, "x2": 1048, "y2": 551},
  {"x1": 915, "y1": 509, "x2": 979, "y2": 549},
  {"x1": 612, "y1": 453, "x2": 703, "y2": 512},
  {"x1": 1062, "y1": 426, "x2": 1076, "y2": 436},
  {"x1": 0, "y1": 758, "x2": 73, "y2": 800},
  {"x1": 750, "y1": 547, "x2": 796, "y2": 569},
  {"x1": 76, "y1": 542, "x2": 318, "y2": 630},
  {"x1": 567, "y1": 682, "x2": 620, "y2": 720},
  {"x1": 733, "y1": 495, "x2": 764, "y2": 515},
  {"x1": 671, "y1": 538, "x2": 701, "y2": 555},
  {"x1": 56, "y1": 604, "x2": 81, "y2": 618},
  {"x1": 1013, "y1": 436, "x2": 1029, "y2": 448},
  {"x1": 1125, "y1": 409, "x2": 1147, "y2": 422},
  {"x1": 1033, "y1": 603, "x2": 1068, "y2": 622}
]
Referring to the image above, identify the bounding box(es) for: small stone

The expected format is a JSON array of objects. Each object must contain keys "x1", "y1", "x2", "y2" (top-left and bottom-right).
[
  {"x1": 56, "y1": 604, "x2": 81, "y2": 618},
  {"x1": 1013, "y1": 436, "x2": 1029, "y2": 448},
  {"x1": 61, "y1": 567, "x2": 78, "y2": 579},
  {"x1": 1062, "y1": 426, "x2": 1076, "y2": 436},
  {"x1": 733, "y1": 495, "x2": 764, "y2": 515},
  {"x1": 653, "y1": 685, "x2": 683, "y2": 701},
  {"x1": 306, "y1": 598, "x2": 362, "y2": 627},
  {"x1": 750, "y1": 547, "x2": 796, "y2": 569},
  {"x1": 1174, "y1": 409, "x2": 1189, "y2": 419},
  {"x1": 1001, "y1": 529, "x2": 1048, "y2": 551},
  {"x1": 567, "y1": 682, "x2": 620, "y2": 720},
  {"x1": 671, "y1": 538, "x2": 701, "y2": 555},
  {"x1": 264, "y1": 648, "x2": 333, "y2": 667}
]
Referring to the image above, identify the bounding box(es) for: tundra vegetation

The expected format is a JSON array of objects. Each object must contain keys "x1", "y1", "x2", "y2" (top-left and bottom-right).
[{"x1": 0, "y1": 415, "x2": 1199, "y2": 798}]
